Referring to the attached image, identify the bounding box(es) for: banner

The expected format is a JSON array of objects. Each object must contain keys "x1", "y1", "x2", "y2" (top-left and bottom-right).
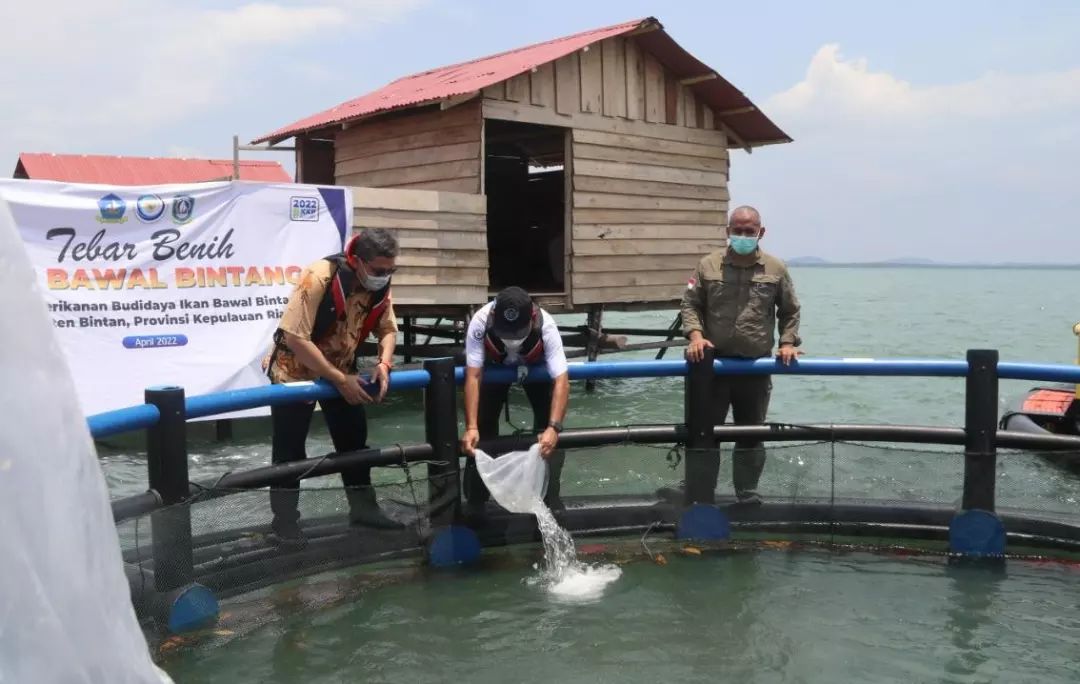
[{"x1": 0, "y1": 179, "x2": 350, "y2": 419}]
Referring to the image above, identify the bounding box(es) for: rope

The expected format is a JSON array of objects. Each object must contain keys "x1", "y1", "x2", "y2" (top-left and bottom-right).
[{"x1": 829, "y1": 424, "x2": 837, "y2": 547}]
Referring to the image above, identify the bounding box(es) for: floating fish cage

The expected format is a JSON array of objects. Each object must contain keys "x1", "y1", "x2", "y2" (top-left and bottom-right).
[{"x1": 99, "y1": 350, "x2": 1080, "y2": 653}]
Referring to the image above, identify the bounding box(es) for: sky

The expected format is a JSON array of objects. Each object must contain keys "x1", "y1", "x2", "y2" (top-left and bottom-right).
[{"x1": 2, "y1": 0, "x2": 1078, "y2": 262}]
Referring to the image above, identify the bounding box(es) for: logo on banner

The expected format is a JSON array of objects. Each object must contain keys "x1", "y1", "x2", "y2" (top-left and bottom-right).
[
  {"x1": 290, "y1": 196, "x2": 319, "y2": 222},
  {"x1": 135, "y1": 194, "x2": 165, "y2": 223},
  {"x1": 96, "y1": 193, "x2": 128, "y2": 224},
  {"x1": 171, "y1": 194, "x2": 195, "y2": 224}
]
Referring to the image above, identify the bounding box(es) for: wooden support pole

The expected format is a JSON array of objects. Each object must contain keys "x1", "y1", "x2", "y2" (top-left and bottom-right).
[
  {"x1": 584, "y1": 306, "x2": 603, "y2": 392},
  {"x1": 403, "y1": 317, "x2": 415, "y2": 364},
  {"x1": 656, "y1": 312, "x2": 683, "y2": 360}
]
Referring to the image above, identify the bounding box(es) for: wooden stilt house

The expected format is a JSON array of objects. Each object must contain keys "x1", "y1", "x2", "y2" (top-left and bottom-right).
[{"x1": 252, "y1": 16, "x2": 791, "y2": 360}]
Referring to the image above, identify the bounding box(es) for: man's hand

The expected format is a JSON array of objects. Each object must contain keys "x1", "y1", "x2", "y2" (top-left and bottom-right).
[
  {"x1": 461, "y1": 428, "x2": 480, "y2": 456},
  {"x1": 538, "y1": 427, "x2": 559, "y2": 458},
  {"x1": 777, "y1": 344, "x2": 803, "y2": 366},
  {"x1": 370, "y1": 362, "x2": 390, "y2": 402},
  {"x1": 686, "y1": 335, "x2": 715, "y2": 362},
  {"x1": 334, "y1": 373, "x2": 373, "y2": 405}
]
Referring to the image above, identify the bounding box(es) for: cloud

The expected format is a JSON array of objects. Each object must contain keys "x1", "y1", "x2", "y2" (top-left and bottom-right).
[
  {"x1": 771, "y1": 44, "x2": 1080, "y2": 127},
  {"x1": 734, "y1": 44, "x2": 1080, "y2": 262},
  {"x1": 0, "y1": 0, "x2": 424, "y2": 164}
]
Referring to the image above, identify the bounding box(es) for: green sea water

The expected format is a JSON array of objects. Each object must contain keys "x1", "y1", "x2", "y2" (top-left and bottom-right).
[{"x1": 98, "y1": 266, "x2": 1080, "y2": 682}]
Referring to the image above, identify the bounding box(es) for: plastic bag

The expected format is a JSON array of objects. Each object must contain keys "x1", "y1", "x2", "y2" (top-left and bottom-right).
[
  {"x1": 0, "y1": 194, "x2": 164, "y2": 683},
  {"x1": 474, "y1": 444, "x2": 549, "y2": 514}
]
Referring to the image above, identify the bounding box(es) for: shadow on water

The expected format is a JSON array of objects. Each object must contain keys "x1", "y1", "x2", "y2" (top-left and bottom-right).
[{"x1": 941, "y1": 561, "x2": 1006, "y2": 684}]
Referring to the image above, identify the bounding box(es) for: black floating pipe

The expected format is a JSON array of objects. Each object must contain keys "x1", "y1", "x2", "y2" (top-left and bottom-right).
[
  {"x1": 963, "y1": 349, "x2": 999, "y2": 511},
  {"x1": 112, "y1": 490, "x2": 162, "y2": 524},
  {"x1": 424, "y1": 357, "x2": 460, "y2": 526},
  {"x1": 110, "y1": 423, "x2": 1080, "y2": 523},
  {"x1": 210, "y1": 444, "x2": 435, "y2": 491},
  {"x1": 684, "y1": 347, "x2": 718, "y2": 504},
  {"x1": 145, "y1": 386, "x2": 193, "y2": 593}
]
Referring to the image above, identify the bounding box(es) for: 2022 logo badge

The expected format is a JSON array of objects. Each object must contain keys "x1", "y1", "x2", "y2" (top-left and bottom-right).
[{"x1": 290, "y1": 196, "x2": 319, "y2": 222}]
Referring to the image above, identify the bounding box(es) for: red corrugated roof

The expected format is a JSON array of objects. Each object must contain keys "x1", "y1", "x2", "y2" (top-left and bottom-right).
[
  {"x1": 15, "y1": 153, "x2": 292, "y2": 185},
  {"x1": 253, "y1": 17, "x2": 790, "y2": 148}
]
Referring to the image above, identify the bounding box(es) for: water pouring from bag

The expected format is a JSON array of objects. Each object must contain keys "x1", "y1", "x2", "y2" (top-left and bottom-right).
[{"x1": 475, "y1": 445, "x2": 621, "y2": 600}]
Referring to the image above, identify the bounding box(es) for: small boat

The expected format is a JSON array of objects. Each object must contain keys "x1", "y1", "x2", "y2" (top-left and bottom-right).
[{"x1": 1000, "y1": 323, "x2": 1080, "y2": 469}]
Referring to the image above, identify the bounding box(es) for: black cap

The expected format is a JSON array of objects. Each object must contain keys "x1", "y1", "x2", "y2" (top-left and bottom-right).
[{"x1": 491, "y1": 286, "x2": 533, "y2": 338}]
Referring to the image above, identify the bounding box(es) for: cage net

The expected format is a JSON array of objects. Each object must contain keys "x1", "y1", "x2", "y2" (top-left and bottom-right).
[{"x1": 118, "y1": 437, "x2": 1080, "y2": 658}]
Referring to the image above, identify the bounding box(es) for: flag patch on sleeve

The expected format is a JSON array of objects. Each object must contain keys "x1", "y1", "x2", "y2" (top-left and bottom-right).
[{"x1": 687, "y1": 277, "x2": 697, "y2": 290}]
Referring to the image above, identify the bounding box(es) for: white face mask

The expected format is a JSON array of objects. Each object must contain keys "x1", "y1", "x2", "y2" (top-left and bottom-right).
[
  {"x1": 360, "y1": 272, "x2": 389, "y2": 291},
  {"x1": 502, "y1": 336, "x2": 527, "y2": 353}
]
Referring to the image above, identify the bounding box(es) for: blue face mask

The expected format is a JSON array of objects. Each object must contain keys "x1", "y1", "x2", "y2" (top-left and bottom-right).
[{"x1": 729, "y1": 234, "x2": 759, "y2": 255}]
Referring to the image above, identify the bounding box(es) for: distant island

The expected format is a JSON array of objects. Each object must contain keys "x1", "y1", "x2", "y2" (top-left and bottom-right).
[{"x1": 785, "y1": 256, "x2": 1080, "y2": 269}]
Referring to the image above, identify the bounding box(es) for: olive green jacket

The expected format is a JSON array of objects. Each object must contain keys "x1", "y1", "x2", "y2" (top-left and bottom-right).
[{"x1": 680, "y1": 248, "x2": 802, "y2": 359}]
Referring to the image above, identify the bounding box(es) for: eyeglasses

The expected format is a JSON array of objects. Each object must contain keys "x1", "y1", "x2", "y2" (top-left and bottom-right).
[{"x1": 362, "y1": 261, "x2": 397, "y2": 277}]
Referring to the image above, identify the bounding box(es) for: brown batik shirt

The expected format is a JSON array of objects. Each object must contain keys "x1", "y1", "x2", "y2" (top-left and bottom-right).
[
  {"x1": 680, "y1": 247, "x2": 801, "y2": 359},
  {"x1": 264, "y1": 258, "x2": 398, "y2": 384}
]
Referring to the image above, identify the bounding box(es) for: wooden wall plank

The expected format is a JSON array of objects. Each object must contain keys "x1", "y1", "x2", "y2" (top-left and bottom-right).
[
  {"x1": 573, "y1": 208, "x2": 725, "y2": 225},
  {"x1": 573, "y1": 191, "x2": 725, "y2": 212},
  {"x1": 572, "y1": 143, "x2": 727, "y2": 172},
  {"x1": 573, "y1": 159, "x2": 726, "y2": 187},
  {"x1": 666, "y1": 79, "x2": 680, "y2": 125},
  {"x1": 530, "y1": 63, "x2": 555, "y2": 107},
  {"x1": 579, "y1": 46, "x2": 603, "y2": 114},
  {"x1": 354, "y1": 209, "x2": 487, "y2": 231},
  {"x1": 335, "y1": 101, "x2": 479, "y2": 144},
  {"x1": 397, "y1": 230, "x2": 487, "y2": 251},
  {"x1": 643, "y1": 52, "x2": 664, "y2": 123},
  {"x1": 571, "y1": 128, "x2": 725, "y2": 159},
  {"x1": 349, "y1": 186, "x2": 485, "y2": 213},
  {"x1": 482, "y1": 82, "x2": 506, "y2": 100},
  {"x1": 571, "y1": 269, "x2": 692, "y2": 288},
  {"x1": 555, "y1": 53, "x2": 580, "y2": 115},
  {"x1": 573, "y1": 254, "x2": 703, "y2": 273},
  {"x1": 345, "y1": 185, "x2": 491, "y2": 305},
  {"x1": 684, "y1": 89, "x2": 698, "y2": 128},
  {"x1": 573, "y1": 224, "x2": 725, "y2": 240},
  {"x1": 702, "y1": 107, "x2": 715, "y2": 129},
  {"x1": 625, "y1": 39, "x2": 645, "y2": 121},
  {"x1": 388, "y1": 177, "x2": 481, "y2": 194},
  {"x1": 483, "y1": 99, "x2": 728, "y2": 146},
  {"x1": 397, "y1": 250, "x2": 488, "y2": 268},
  {"x1": 391, "y1": 285, "x2": 487, "y2": 305},
  {"x1": 573, "y1": 175, "x2": 729, "y2": 201},
  {"x1": 337, "y1": 159, "x2": 479, "y2": 188},
  {"x1": 574, "y1": 238, "x2": 724, "y2": 256},
  {"x1": 394, "y1": 267, "x2": 488, "y2": 286},
  {"x1": 336, "y1": 124, "x2": 479, "y2": 161},
  {"x1": 504, "y1": 73, "x2": 530, "y2": 103},
  {"x1": 570, "y1": 283, "x2": 685, "y2": 304},
  {"x1": 336, "y1": 141, "x2": 480, "y2": 176},
  {"x1": 601, "y1": 37, "x2": 627, "y2": 118}
]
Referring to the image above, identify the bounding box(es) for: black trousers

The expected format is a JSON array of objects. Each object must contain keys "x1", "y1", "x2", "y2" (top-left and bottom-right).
[
  {"x1": 463, "y1": 381, "x2": 566, "y2": 506},
  {"x1": 712, "y1": 375, "x2": 772, "y2": 495},
  {"x1": 269, "y1": 398, "x2": 371, "y2": 532}
]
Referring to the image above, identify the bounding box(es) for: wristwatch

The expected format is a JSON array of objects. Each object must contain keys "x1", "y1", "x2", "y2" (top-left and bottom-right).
[{"x1": 548, "y1": 420, "x2": 563, "y2": 433}]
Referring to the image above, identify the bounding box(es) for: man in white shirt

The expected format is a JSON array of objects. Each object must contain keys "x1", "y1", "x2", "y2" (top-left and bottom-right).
[{"x1": 459, "y1": 287, "x2": 570, "y2": 515}]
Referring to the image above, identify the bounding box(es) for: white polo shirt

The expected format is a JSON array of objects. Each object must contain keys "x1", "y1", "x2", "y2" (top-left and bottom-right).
[{"x1": 464, "y1": 302, "x2": 568, "y2": 378}]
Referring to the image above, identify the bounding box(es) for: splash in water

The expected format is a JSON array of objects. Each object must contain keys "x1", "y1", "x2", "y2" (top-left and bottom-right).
[
  {"x1": 526, "y1": 502, "x2": 622, "y2": 601},
  {"x1": 474, "y1": 446, "x2": 621, "y2": 600}
]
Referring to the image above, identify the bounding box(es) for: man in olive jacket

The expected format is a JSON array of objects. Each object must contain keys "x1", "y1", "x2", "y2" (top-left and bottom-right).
[{"x1": 671, "y1": 205, "x2": 802, "y2": 505}]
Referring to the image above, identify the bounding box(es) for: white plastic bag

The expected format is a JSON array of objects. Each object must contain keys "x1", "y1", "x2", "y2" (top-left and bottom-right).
[
  {"x1": 0, "y1": 194, "x2": 163, "y2": 681},
  {"x1": 475, "y1": 444, "x2": 549, "y2": 514}
]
